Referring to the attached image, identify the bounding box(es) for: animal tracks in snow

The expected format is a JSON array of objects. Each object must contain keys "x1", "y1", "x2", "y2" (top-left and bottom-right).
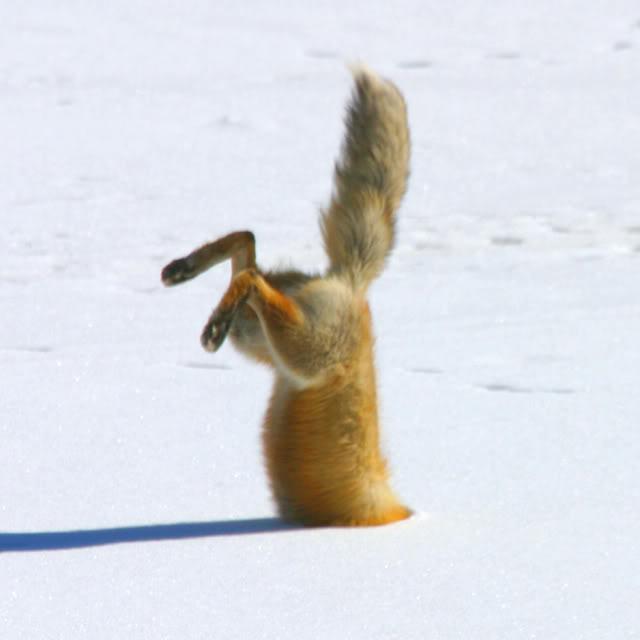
[
  {"x1": 180, "y1": 361, "x2": 231, "y2": 371},
  {"x1": 479, "y1": 382, "x2": 577, "y2": 396},
  {"x1": 396, "y1": 60, "x2": 434, "y2": 70},
  {"x1": 400, "y1": 211, "x2": 640, "y2": 256}
]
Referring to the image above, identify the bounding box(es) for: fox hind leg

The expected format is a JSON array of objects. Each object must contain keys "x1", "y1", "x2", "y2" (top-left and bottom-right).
[
  {"x1": 161, "y1": 231, "x2": 256, "y2": 286},
  {"x1": 201, "y1": 269, "x2": 304, "y2": 361},
  {"x1": 201, "y1": 269, "x2": 258, "y2": 352}
]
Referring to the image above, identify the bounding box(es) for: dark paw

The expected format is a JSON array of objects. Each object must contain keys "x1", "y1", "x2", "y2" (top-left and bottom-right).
[
  {"x1": 161, "y1": 257, "x2": 196, "y2": 286},
  {"x1": 201, "y1": 312, "x2": 233, "y2": 352}
]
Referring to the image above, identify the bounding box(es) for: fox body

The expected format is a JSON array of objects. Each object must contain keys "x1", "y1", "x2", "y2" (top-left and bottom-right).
[{"x1": 162, "y1": 68, "x2": 411, "y2": 526}]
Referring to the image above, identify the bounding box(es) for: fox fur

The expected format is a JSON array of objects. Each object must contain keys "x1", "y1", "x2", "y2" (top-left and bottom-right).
[{"x1": 162, "y1": 67, "x2": 411, "y2": 526}]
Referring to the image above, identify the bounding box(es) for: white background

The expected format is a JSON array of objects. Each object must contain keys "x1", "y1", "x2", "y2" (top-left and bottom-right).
[{"x1": 2, "y1": 2, "x2": 639, "y2": 638}]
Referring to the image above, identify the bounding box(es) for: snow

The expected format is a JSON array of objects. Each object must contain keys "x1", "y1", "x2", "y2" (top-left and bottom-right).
[{"x1": 2, "y1": 1, "x2": 639, "y2": 638}]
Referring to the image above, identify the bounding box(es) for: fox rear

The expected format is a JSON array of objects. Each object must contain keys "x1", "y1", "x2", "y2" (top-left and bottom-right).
[{"x1": 162, "y1": 67, "x2": 411, "y2": 526}]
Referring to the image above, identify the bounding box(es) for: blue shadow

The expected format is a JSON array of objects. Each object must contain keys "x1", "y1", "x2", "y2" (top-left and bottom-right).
[{"x1": 0, "y1": 517, "x2": 297, "y2": 553}]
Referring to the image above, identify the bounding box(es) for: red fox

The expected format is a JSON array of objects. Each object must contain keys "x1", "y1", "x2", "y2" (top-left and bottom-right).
[{"x1": 162, "y1": 67, "x2": 411, "y2": 526}]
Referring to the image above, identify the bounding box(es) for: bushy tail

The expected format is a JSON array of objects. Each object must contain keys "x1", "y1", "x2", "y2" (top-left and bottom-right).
[{"x1": 320, "y1": 67, "x2": 410, "y2": 289}]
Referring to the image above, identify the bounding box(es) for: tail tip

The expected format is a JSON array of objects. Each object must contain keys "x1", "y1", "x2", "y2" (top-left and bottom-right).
[{"x1": 347, "y1": 61, "x2": 381, "y2": 87}]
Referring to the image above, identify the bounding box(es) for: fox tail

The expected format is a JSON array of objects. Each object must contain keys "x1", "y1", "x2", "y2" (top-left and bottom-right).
[{"x1": 320, "y1": 67, "x2": 410, "y2": 290}]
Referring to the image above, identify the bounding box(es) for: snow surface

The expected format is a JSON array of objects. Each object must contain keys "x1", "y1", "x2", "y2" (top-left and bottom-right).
[{"x1": 2, "y1": 1, "x2": 640, "y2": 638}]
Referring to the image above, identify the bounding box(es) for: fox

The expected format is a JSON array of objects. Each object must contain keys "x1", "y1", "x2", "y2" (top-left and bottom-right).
[{"x1": 161, "y1": 67, "x2": 411, "y2": 526}]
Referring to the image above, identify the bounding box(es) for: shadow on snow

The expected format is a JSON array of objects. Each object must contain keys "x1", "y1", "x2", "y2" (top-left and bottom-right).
[{"x1": 0, "y1": 517, "x2": 298, "y2": 553}]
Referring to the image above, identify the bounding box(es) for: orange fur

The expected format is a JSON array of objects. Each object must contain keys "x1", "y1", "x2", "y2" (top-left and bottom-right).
[{"x1": 263, "y1": 304, "x2": 410, "y2": 526}]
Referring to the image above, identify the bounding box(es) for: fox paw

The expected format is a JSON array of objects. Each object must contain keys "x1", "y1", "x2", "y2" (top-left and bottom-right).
[
  {"x1": 161, "y1": 257, "x2": 196, "y2": 286},
  {"x1": 201, "y1": 312, "x2": 233, "y2": 352}
]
